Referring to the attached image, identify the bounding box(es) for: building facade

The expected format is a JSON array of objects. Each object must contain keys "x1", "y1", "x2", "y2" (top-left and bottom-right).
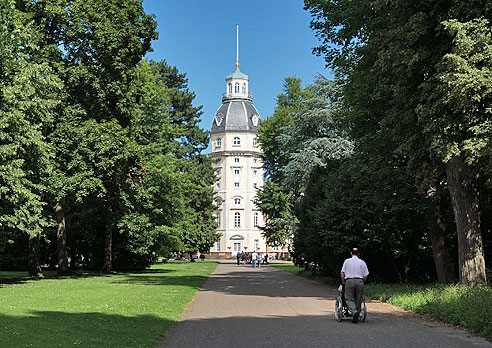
[{"x1": 208, "y1": 63, "x2": 267, "y2": 257}]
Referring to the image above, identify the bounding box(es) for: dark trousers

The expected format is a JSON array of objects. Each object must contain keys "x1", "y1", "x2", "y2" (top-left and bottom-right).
[{"x1": 344, "y1": 278, "x2": 364, "y2": 314}]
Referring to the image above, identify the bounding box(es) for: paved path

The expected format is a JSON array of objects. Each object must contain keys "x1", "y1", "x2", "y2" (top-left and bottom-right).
[{"x1": 159, "y1": 261, "x2": 492, "y2": 348}]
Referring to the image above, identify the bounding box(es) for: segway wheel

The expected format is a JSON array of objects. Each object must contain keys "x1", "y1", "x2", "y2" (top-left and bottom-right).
[
  {"x1": 359, "y1": 297, "x2": 367, "y2": 322},
  {"x1": 335, "y1": 297, "x2": 343, "y2": 322}
]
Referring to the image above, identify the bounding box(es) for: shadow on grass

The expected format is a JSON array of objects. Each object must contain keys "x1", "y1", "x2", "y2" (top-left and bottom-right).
[
  {"x1": 0, "y1": 268, "x2": 176, "y2": 287},
  {"x1": 0, "y1": 311, "x2": 175, "y2": 348},
  {"x1": 111, "y1": 274, "x2": 209, "y2": 289}
]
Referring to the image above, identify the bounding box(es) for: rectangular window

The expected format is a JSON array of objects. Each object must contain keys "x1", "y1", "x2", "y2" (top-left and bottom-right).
[
  {"x1": 233, "y1": 242, "x2": 241, "y2": 252},
  {"x1": 234, "y1": 157, "x2": 240, "y2": 163},
  {"x1": 234, "y1": 212, "x2": 241, "y2": 227},
  {"x1": 215, "y1": 241, "x2": 221, "y2": 252},
  {"x1": 234, "y1": 182, "x2": 240, "y2": 188},
  {"x1": 234, "y1": 169, "x2": 240, "y2": 175},
  {"x1": 254, "y1": 239, "x2": 259, "y2": 250},
  {"x1": 216, "y1": 212, "x2": 221, "y2": 227}
]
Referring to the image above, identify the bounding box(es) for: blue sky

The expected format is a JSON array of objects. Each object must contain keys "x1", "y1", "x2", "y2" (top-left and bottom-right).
[{"x1": 142, "y1": 0, "x2": 331, "y2": 151}]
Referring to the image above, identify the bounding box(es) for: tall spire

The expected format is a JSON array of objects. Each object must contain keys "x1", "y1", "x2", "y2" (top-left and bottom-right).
[{"x1": 236, "y1": 24, "x2": 239, "y2": 69}]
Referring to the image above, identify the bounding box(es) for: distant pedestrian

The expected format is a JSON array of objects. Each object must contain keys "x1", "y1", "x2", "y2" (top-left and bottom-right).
[
  {"x1": 257, "y1": 253, "x2": 262, "y2": 268},
  {"x1": 252, "y1": 251, "x2": 258, "y2": 268},
  {"x1": 241, "y1": 251, "x2": 246, "y2": 265},
  {"x1": 236, "y1": 251, "x2": 241, "y2": 265}
]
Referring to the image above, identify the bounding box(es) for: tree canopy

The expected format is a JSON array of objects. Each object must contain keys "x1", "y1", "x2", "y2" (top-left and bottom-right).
[{"x1": 0, "y1": 0, "x2": 219, "y2": 275}]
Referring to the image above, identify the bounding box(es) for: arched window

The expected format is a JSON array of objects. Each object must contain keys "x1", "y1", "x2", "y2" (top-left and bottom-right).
[
  {"x1": 242, "y1": 83, "x2": 246, "y2": 94},
  {"x1": 234, "y1": 212, "x2": 241, "y2": 227},
  {"x1": 228, "y1": 83, "x2": 232, "y2": 94},
  {"x1": 234, "y1": 198, "x2": 241, "y2": 205},
  {"x1": 253, "y1": 137, "x2": 257, "y2": 146},
  {"x1": 216, "y1": 137, "x2": 222, "y2": 147},
  {"x1": 233, "y1": 136, "x2": 240, "y2": 145},
  {"x1": 235, "y1": 82, "x2": 239, "y2": 93},
  {"x1": 254, "y1": 212, "x2": 259, "y2": 227}
]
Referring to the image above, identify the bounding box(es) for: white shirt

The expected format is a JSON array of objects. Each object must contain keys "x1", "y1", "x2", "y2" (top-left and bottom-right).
[{"x1": 341, "y1": 256, "x2": 369, "y2": 279}]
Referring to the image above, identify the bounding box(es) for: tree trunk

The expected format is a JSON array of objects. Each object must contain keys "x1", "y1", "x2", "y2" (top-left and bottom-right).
[
  {"x1": 427, "y1": 181, "x2": 456, "y2": 283},
  {"x1": 54, "y1": 201, "x2": 69, "y2": 275},
  {"x1": 28, "y1": 232, "x2": 43, "y2": 278},
  {"x1": 102, "y1": 202, "x2": 113, "y2": 273},
  {"x1": 445, "y1": 155, "x2": 487, "y2": 286}
]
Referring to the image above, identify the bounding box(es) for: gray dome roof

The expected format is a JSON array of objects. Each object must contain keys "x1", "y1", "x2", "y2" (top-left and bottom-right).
[{"x1": 211, "y1": 100, "x2": 261, "y2": 134}]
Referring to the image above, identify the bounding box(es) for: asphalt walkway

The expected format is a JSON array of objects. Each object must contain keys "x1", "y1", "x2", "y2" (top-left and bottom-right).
[{"x1": 159, "y1": 261, "x2": 492, "y2": 348}]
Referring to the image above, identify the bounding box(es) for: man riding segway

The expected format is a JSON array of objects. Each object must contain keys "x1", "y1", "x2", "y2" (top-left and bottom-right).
[{"x1": 340, "y1": 248, "x2": 369, "y2": 323}]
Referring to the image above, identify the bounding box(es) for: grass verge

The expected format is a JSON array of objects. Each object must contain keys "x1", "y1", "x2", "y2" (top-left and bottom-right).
[
  {"x1": 0, "y1": 260, "x2": 218, "y2": 348},
  {"x1": 270, "y1": 262, "x2": 492, "y2": 339},
  {"x1": 364, "y1": 283, "x2": 492, "y2": 338}
]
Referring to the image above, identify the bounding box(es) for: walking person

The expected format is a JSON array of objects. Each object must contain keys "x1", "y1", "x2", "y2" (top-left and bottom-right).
[
  {"x1": 263, "y1": 253, "x2": 268, "y2": 265},
  {"x1": 340, "y1": 248, "x2": 369, "y2": 323},
  {"x1": 252, "y1": 250, "x2": 258, "y2": 268},
  {"x1": 236, "y1": 251, "x2": 241, "y2": 265},
  {"x1": 257, "y1": 253, "x2": 262, "y2": 268}
]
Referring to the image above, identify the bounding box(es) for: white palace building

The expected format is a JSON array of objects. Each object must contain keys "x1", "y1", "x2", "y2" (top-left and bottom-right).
[{"x1": 207, "y1": 28, "x2": 268, "y2": 258}]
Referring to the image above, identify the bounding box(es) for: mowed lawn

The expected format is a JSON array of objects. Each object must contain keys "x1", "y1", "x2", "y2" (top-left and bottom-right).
[{"x1": 0, "y1": 261, "x2": 218, "y2": 348}]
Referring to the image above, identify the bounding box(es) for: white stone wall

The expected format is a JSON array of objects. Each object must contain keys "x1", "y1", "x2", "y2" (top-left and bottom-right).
[{"x1": 211, "y1": 131, "x2": 266, "y2": 253}]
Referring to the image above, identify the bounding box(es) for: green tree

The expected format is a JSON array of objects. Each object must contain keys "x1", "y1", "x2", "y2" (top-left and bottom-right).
[
  {"x1": 418, "y1": 18, "x2": 492, "y2": 285},
  {"x1": 254, "y1": 182, "x2": 295, "y2": 248},
  {"x1": 256, "y1": 77, "x2": 312, "y2": 249},
  {"x1": 279, "y1": 75, "x2": 352, "y2": 196},
  {"x1": 0, "y1": 1, "x2": 62, "y2": 277},
  {"x1": 121, "y1": 59, "x2": 219, "y2": 265},
  {"x1": 304, "y1": 0, "x2": 490, "y2": 285}
]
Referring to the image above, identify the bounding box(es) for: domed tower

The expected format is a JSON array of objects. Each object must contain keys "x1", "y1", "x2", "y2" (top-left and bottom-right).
[{"x1": 209, "y1": 26, "x2": 265, "y2": 257}]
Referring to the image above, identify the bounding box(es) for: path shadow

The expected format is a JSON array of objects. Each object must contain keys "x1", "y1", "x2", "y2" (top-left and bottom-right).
[
  {"x1": 159, "y1": 313, "x2": 491, "y2": 348},
  {"x1": 198, "y1": 264, "x2": 339, "y2": 299}
]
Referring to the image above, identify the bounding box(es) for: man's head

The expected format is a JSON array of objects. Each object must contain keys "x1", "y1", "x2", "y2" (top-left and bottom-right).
[{"x1": 351, "y1": 248, "x2": 359, "y2": 256}]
